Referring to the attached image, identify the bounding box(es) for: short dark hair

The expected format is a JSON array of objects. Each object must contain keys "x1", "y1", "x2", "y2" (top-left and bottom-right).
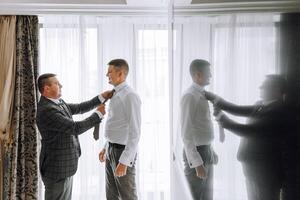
[
  {"x1": 189, "y1": 59, "x2": 210, "y2": 77},
  {"x1": 265, "y1": 74, "x2": 287, "y2": 94},
  {"x1": 108, "y1": 59, "x2": 129, "y2": 76},
  {"x1": 37, "y1": 73, "x2": 56, "y2": 93}
]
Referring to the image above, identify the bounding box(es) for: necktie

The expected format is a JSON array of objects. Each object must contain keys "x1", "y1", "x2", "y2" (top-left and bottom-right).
[
  {"x1": 93, "y1": 90, "x2": 115, "y2": 141},
  {"x1": 58, "y1": 99, "x2": 71, "y2": 117},
  {"x1": 204, "y1": 90, "x2": 225, "y2": 142}
]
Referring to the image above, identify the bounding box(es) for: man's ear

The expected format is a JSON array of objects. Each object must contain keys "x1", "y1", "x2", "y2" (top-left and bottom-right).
[
  {"x1": 44, "y1": 85, "x2": 50, "y2": 93},
  {"x1": 195, "y1": 72, "x2": 202, "y2": 80},
  {"x1": 119, "y1": 69, "x2": 126, "y2": 79}
]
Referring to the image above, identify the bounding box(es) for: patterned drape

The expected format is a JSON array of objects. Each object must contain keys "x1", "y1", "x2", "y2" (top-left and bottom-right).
[{"x1": 3, "y1": 16, "x2": 39, "y2": 200}]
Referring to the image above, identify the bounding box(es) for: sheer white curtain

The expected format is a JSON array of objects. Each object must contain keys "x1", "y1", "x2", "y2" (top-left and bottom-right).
[
  {"x1": 172, "y1": 14, "x2": 277, "y2": 200},
  {"x1": 39, "y1": 16, "x2": 169, "y2": 200}
]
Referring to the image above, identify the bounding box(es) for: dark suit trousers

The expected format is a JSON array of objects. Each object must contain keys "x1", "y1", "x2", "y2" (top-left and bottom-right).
[
  {"x1": 242, "y1": 160, "x2": 282, "y2": 200},
  {"x1": 183, "y1": 145, "x2": 214, "y2": 200},
  {"x1": 105, "y1": 143, "x2": 138, "y2": 200},
  {"x1": 42, "y1": 176, "x2": 73, "y2": 200}
]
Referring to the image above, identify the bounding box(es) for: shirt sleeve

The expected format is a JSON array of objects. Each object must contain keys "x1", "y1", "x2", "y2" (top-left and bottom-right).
[
  {"x1": 98, "y1": 94, "x2": 105, "y2": 103},
  {"x1": 181, "y1": 94, "x2": 203, "y2": 168},
  {"x1": 94, "y1": 110, "x2": 104, "y2": 119},
  {"x1": 118, "y1": 93, "x2": 141, "y2": 167}
]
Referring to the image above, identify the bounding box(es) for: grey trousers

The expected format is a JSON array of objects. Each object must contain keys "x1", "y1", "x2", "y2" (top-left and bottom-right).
[
  {"x1": 105, "y1": 144, "x2": 138, "y2": 200},
  {"x1": 183, "y1": 145, "x2": 215, "y2": 200},
  {"x1": 42, "y1": 176, "x2": 73, "y2": 200}
]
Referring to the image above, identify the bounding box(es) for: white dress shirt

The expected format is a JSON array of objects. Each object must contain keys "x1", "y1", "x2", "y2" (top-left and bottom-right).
[
  {"x1": 104, "y1": 82, "x2": 141, "y2": 167},
  {"x1": 181, "y1": 83, "x2": 214, "y2": 168}
]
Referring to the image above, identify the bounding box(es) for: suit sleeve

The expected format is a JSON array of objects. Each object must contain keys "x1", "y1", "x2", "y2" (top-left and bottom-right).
[
  {"x1": 67, "y1": 96, "x2": 102, "y2": 115},
  {"x1": 39, "y1": 106, "x2": 102, "y2": 136},
  {"x1": 221, "y1": 113, "x2": 284, "y2": 138},
  {"x1": 216, "y1": 98, "x2": 259, "y2": 117},
  {"x1": 181, "y1": 94, "x2": 203, "y2": 168}
]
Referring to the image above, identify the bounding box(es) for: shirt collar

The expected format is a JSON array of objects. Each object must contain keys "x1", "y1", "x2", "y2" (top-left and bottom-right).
[
  {"x1": 46, "y1": 97, "x2": 61, "y2": 105},
  {"x1": 114, "y1": 81, "x2": 128, "y2": 93},
  {"x1": 192, "y1": 82, "x2": 205, "y2": 93}
]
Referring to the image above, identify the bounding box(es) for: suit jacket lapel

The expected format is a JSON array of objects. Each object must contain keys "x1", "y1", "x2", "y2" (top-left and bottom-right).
[
  {"x1": 40, "y1": 96, "x2": 72, "y2": 118},
  {"x1": 60, "y1": 102, "x2": 72, "y2": 118}
]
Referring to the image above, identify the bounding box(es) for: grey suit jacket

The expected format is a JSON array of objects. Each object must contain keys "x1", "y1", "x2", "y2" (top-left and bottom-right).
[
  {"x1": 37, "y1": 95, "x2": 102, "y2": 179},
  {"x1": 217, "y1": 99, "x2": 289, "y2": 162}
]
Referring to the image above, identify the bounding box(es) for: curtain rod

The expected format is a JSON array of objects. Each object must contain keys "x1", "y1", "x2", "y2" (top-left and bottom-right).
[{"x1": 0, "y1": 1, "x2": 299, "y2": 16}]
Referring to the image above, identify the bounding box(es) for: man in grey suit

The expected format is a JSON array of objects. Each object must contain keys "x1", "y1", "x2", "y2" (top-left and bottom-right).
[
  {"x1": 37, "y1": 73, "x2": 113, "y2": 200},
  {"x1": 205, "y1": 75, "x2": 297, "y2": 200}
]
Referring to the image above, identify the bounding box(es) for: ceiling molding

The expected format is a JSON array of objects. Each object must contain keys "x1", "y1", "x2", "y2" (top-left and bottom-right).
[
  {"x1": 0, "y1": 3, "x2": 168, "y2": 16},
  {"x1": 175, "y1": 1, "x2": 300, "y2": 15},
  {"x1": 0, "y1": 1, "x2": 300, "y2": 16},
  {"x1": 0, "y1": 0, "x2": 126, "y2": 4}
]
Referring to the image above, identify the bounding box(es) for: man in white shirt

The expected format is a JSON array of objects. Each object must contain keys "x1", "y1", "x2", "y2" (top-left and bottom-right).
[
  {"x1": 99, "y1": 59, "x2": 141, "y2": 200},
  {"x1": 181, "y1": 59, "x2": 216, "y2": 200}
]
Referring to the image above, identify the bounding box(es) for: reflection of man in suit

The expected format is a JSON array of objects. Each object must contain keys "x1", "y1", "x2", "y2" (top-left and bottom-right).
[
  {"x1": 37, "y1": 73, "x2": 112, "y2": 200},
  {"x1": 181, "y1": 59, "x2": 216, "y2": 200},
  {"x1": 206, "y1": 74, "x2": 294, "y2": 200}
]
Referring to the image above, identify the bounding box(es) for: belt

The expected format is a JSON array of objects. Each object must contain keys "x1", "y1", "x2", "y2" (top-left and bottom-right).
[{"x1": 109, "y1": 142, "x2": 125, "y2": 149}]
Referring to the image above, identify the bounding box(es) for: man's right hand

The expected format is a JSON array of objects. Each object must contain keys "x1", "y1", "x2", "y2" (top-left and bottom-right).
[
  {"x1": 97, "y1": 104, "x2": 106, "y2": 115},
  {"x1": 101, "y1": 90, "x2": 114, "y2": 100},
  {"x1": 99, "y1": 149, "x2": 106, "y2": 162},
  {"x1": 195, "y1": 165, "x2": 207, "y2": 179},
  {"x1": 204, "y1": 91, "x2": 218, "y2": 102}
]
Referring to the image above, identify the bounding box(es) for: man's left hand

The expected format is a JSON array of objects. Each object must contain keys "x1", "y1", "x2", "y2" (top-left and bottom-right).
[{"x1": 115, "y1": 163, "x2": 128, "y2": 177}]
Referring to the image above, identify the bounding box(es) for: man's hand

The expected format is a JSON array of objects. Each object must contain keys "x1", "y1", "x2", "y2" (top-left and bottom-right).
[
  {"x1": 213, "y1": 105, "x2": 222, "y2": 117},
  {"x1": 97, "y1": 104, "x2": 106, "y2": 115},
  {"x1": 101, "y1": 90, "x2": 114, "y2": 100},
  {"x1": 195, "y1": 165, "x2": 207, "y2": 179},
  {"x1": 204, "y1": 91, "x2": 218, "y2": 102},
  {"x1": 98, "y1": 149, "x2": 106, "y2": 162},
  {"x1": 115, "y1": 163, "x2": 128, "y2": 177}
]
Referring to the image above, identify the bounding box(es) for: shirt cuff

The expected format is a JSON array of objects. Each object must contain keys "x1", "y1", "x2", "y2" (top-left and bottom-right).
[
  {"x1": 95, "y1": 111, "x2": 103, "y2": 119},
  {"x1": 189, "y1": 159, "x2": 203, "y2": 168},
  {"x1": 119, "y1": 152, "x2": 135, "y2": 167},
  {"x1": 98, "y1": 95, "x2": 105, "y2": 103}
]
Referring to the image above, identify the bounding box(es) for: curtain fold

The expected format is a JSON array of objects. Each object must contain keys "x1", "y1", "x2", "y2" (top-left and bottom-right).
[
  {"x1": 3, "y1": 15, "x2": 39, "y2": 200},
  {"x1": 0, "y1": 15, "x2": 16, "y2": 200}
]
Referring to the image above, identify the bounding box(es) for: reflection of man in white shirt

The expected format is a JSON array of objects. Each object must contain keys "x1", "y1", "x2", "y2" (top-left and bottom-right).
[
  {"x1": 99, "y1": 59, "x2": 141, "y2": 200},
  {"x1": 181, "y1": 59, "x2": 216, "y2": 200}
]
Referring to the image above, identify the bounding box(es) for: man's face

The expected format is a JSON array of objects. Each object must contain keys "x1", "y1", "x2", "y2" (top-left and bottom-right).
[
  {"x1": 259, "y1": 79, "x2": 280, "y2": 101},
  {"x1": 195, "y1": 66, "x2": 212, "y2": 86},
  {"x1": 45, "y1": 76, "x2": 62, "y2": 99},
  {"x1": 106, "y1": 65, "x2": 122, "y2": 86}
]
